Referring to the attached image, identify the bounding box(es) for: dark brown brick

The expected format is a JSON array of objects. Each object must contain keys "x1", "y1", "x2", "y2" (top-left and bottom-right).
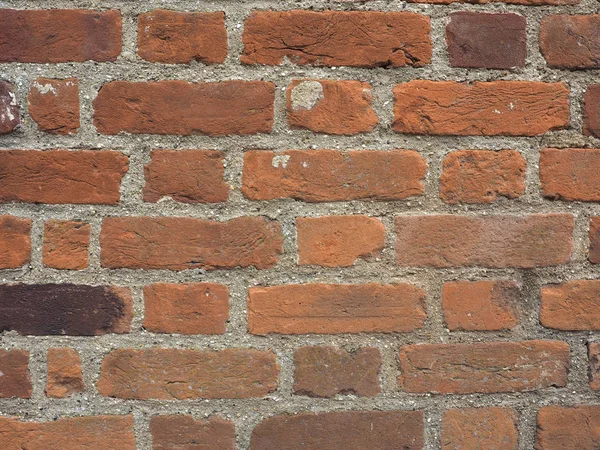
[
  {"x1": 0, "y1": 349, "x2": 31, "y2": 398},
  {"x1": 0, "y1": 81, "x2": 19, "y2": 134}
]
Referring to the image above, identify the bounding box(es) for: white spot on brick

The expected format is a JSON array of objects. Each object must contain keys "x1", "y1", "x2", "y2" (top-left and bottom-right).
[
  {"x1": 32, "y1": 82, "x2": 57, "y2": 95},
  {"x1": 272, "y1": 155, "x2": 290, "y2": 168},
  {"x1": 290, "y1": 81, "x2": 323, "y2": 111},
  {"x1": 302, "y1": 161, "x2": 309, "y2": 168}
]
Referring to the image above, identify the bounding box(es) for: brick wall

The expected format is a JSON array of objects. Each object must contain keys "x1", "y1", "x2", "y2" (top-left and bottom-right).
[{"x1": 0, "y1": 0, "x2": 599, "y2": 449}]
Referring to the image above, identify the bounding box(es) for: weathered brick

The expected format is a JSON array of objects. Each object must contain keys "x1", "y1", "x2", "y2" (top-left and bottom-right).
[
  {"x1": 287, "y1": 80, "x2": 378, "y2": 135},
  {"x1": 584, "y1": 85, "x2": 600, "y2": 138},
  {"x1": 242, "y1": 149, "x2": 426, "y2": 202},
  {"x1": 93, "y1": 80, "x2": 274, "y2": 136},
  {"x1": 393, "y1": 81, "x2": 569, "y2": 136},
  {"x1": 100, "y1": 216, "x2": 282, "y2": 270},
  {"x1": 297, "y1": 216, "x2": 385, "y2": 267},
  {"x1": 242, "y1": 11, "x2": 431, "y2": 67},
  {"x1": 541, "y1": 148, "x2": 600, "y2": 201},
  {"x1": 440, "y1": 150, "x2": 526, "y2": 203},
  {"x1": 0, "y1": 216, "x2": 31, "y2": 269},
  {"x1": 138, "y1": 10, "x2": 227, "y2": 64},
  {"x1": 408, "y1": 0, "x2": 576, "y2": 4},
  {"x1": 248, "y1": 283, "x2": 426, "y2": 334},
  {"x1": 151, "y1": 415, "x2": 236, "y2": 450},
  {"x1": 0, "y1": 80, "x2": 19, "y2": 134},
  {"x1": 143, "y1": 283, "x2": 229, "y2": 335},
  {"x1": 293, "y1": 347, "x2": 381, "y2": 397},
  {"x1": 536, "y1": 406, "x2": 600, "y2": 450},
  {"x1": 588, "y1": 217, "x2": 600, "y2": 263},
  {"x1": 42, "y1": 220, "x2": 90, "y2": 270},
  {"x1": 0, "y1": 9, "x2": 122, "y2": 62},
  {"x1": 250, "y1": 411, "x2": 424, "y2": 450},
  {"x1": 46, "y1": 348, "x2": 84, "y2": 398},
  {"x1": 0, "y1": 284, "x2": 132, "y2": 336},
  {"x1": 395, "y1": 214, "x2": 573, "y2": 268},
  {"x1": 443, "y1": 280, "x2": 519, "y2": 331},
  {"x1": 399, "y1": 340, "x2": 569, "y2": 394},
  {"x1": 0, "y1": 150, "x2": 128, "y2": 204},
  {"x1": 541, "y1": 280, "x2": 600, "y2": 330},
  {"x1": 98, "y1": 348, "x2": 278, "y2": 399},
  {"x1": 28, "y1": 78, "x2": 79, "y2": 134},
  {"x1": 0, "y1": 416, "x2": 135, "y2": 449},
  {"x1": 540, "y1": 15, "x2": 600, "y2": 69},
  {"x1": 442, "y1": 408, "x2": 518, "y2": 450},
  {"x1": 143, "y1": 150, "x2": 228, "y2": 203},
  {"x1": 587, "y1": 342, "x2": 600, "y2": 390},
  {"x1": 446, "y1": 12, "x2": 526, "y2": 69},
  {"x1": 0, "y1": 349, "x2": 31, "y2": 398}
]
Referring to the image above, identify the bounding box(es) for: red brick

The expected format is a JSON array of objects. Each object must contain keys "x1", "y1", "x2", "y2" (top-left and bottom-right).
[
  {"x1": 43, "y1": 220, "x2": 90, "y2": 270},
  {"x1": 143, "y1": 283, "x2": 229, "y2": 335},
  {"x1": 242, "y1": 149, "x2": 426, "y2": 202},
  {"x1": 151, "y1": 415, "x2": 235, "y2": 450},
  {"x1": 536, "y1": 406, "x2": 600, "y2": 450},
  {"x1": 584, "y1": 85, "x2": 600, "y2": 138},
  {"x1": 242, "y1": 11, "x2": 431, "y2": 67},
  {"x1": 540, "y1": 15, "x2": 600, "y2": 69},
  {"x1": 248, "y1": 283, "x2": 426, "y2": 334},
  {"x1": 395, "y1": 214, "x2": 574, "y2": 268},
  {"x1": 442, "y1": 408, "x2": 518, "y2": 450},
  {"x1": 28, "y1": 78, "x2": 79, "y2": 134},
  {"x1": 541, "y1": 280, "x2": 600, "y2": 330},
  {"x1": 293, "y1": 347, "x2": 381, "y2": 397},
  {"x1": 442, "y1": 280, "x2": 519, "y2": 331},
  {"x1": 399, "y1": 340, "x2": 569, "y2": 394},
  {"x1": 0, "y1": 416, "x2": 135, "y2": 449},
  {"x1": 446, "y1": 12, "x2": 526, "y2": 69},
  {"x1": 541, "y1": 148, "x2": 600, "y2": 201},
  {"x1": 440, "y1": 150, "x2": 526, "y2": 203},
  {"x1": 0, "y1": 150, "x2": 128, "y2": 204},
  {"x1": 100, "y1": 216, "x2": 282, "y2": 270},
  {"x1": 250, "y1": 411, "x2": 424, "y2": 450},
  {"x1": 393, "y1": 80, "x2": 569, "y2": 136},
  {"x1": 98, "y1": 348, "x2": 278, "y2": 399},
  {"x1": 0, "y1": 216, "x2": 31, "y2": 269},
  {"x1": 143, "y1": 150, "x2": 228, "y2": 203},
  {"x1": 0, "y1": 9, "x2": 121, "y2": 63},
  {"x1": 589, "y1": 217, "x2": 600, "y2": 263},
  {"x1": 587, "y1": 342, "x2": 600, "y2": 390},
  {"x1": 138, "y1": 10, "x2": 227, "y2": 64},
  {"x1": 408, "y1": 0, "x2": 576, "y2": 3},
  {"x1": 287, "y1": 80, "x2": 378, "y2": 135},
  {"x1": 297, "y1": 216, "x2": 385, "y2": 267},
  {"x1": 46, "y1": 348, "x2": 84, "y2": 398},
  {"x1": 0, "y1": 81, "x2": 19, "y2": 134},
  {"x1": 0, "y1": 349, "x2": 31, "y2": 398},
  {"x1": 93, "y1": 80, "x2": 274, "y2": 136}
]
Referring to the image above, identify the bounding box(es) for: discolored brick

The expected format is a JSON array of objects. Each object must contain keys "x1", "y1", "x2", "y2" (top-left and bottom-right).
[
  {"x1": 0, "y1": 80, "x2": 19, "y2": 134},
  {"x1": 0, "y1": 349, "x2": 31, "y2": 398},
  {"x1": 0, "y1": 215, "x2": 31, "y2": 269},
  {"x1": 151, "y1": 415, "x2": 236, "y2": 450},
  {"x1": 28, "y1": 78, "x2": 79, "y2": 134},
  {"x1": 46, "y1": 348, "x2": 85, "y2": 398},
  {"x1": 442, "y1": 408, "x2": 518, "y2": 450}
]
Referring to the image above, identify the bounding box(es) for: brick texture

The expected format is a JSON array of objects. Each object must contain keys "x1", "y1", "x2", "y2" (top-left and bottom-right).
[
  {"x1": 0, "y1": 349, "x2": 32, "y2": 398},
  {"x1": 150, "y1": 415, "x2": 236, "y2": 450},
  {"x1": 442, "y1": 408, "x2": 518, "y2": 450},
  {"x1": 42, "y1": 220, "x2": 90, "y2": 270},
  {"x1": 0, "y1": 80, "x2": 19, "y2": 134},
  {"x1": 46, "y1": 348, "x2": 85, "y2": 398},
  {"x1": 28, "y1": 78, "x2": 80, "y2": 134},
  {"x1": 540, "y1": 15, "x2": 600, "y2": 69},
  {"x1": 0, "y1": 215, "x2": 31, "y2": 269},
  {"x1": 536, "y1": 406, "x2": 600, "y2": 449}
]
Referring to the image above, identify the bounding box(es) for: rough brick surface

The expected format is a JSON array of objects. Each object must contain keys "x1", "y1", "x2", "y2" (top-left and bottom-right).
[
  {"x1": 42, "y1": 220, "x2": 90, "y2": 270},
  {"x1": 584, "y1": 85, "x2": 600, "y2": 138},
  {"x1": 0, "y1": 9, "x2": 122, "y2": 62},
  {"x1": 0, "y1": 80, "x2": 19, "y2": 134},
  {"x1": 440, "y1": 150, "x2": 526, "y2": 203},
  {"x1": 398, "y1": 341, "x2": 569, "y2": 394},
  {"x1": 293, "y1": 346, "x2": 381, "y2": 397},
  {"x1": 46, "y1": 348, "x2": 85, "y2": 398},
  {"x1": 0, "y1": 416, "x2": 135, "y2": 450},
  {"x1": 393, "y1": 81, "x2": 569, "y2": 136},
  {"x1": 0, "y1": 150, "x2": 128, "y2": 204},
  {"x1": 93, "y1": 80, "x2": 274, "y2": 136},
  {"x1": 28, "y1": 78, "x2": 79, "y2": 134},
  {"x1": 442, "y1": 280, "x2": 519, "y2": 331},
  {"x1": 242, "y1": 11, "x2": 431, "y2": 67},
  {"x1": 536, "y1": 406, "x2": 600, "y2": 450},
  {"x1": 250, "y1": 411, "x2": 424, "y2": 450},
  {"x1": 446, "y1": 12, "x2": 526, "y2": 69},
  {"x1": 138, "y1": 10, "x2": 227, "y2": 64},
  {"x1": 242, "y1": 149, "x2": 426, "y2": 202},
  {"x1": 150, "y1": 415, "x2": 236, "y2": 450},
  {"x1": 297, "y1": 215, "x2": 385, "y2": 267},
  {"x1": 0, "y1": 349, "x2": 32, "y2": 398},
  {"x1": 587, "y1": 342, "x2": 600, "y2": 390},
  {"x1": 540, "y1": 15, "x2": 600, "y2": 69},
  {"x1": 248, "y1": 283, "x2": 426, "y2": 334},
  {"x1": 143, "y1": 283, "x2": 229, "y2": 334},
  {"x1": 541, "y1": 280, "x2": 600, "y2": 330},
  {"x1": 98, "y1": 348, "x2": 279, "y2": 399},
  {"x1": 100, "y1": 216, "x2": 282, "y2": 270},
  {"x1": 541, "y1": 148, "x2": 600, "y2": 201},
  {"x1": 442, "y1": 408, "x2": 518, "y2": 450},
  {"x1": 287, "y1": 80, "x2": 378, "y2": 135},
  {"x1": 588, "y1": 217, "x2": 600, "y2": 263},
  {"x1": 408, "y1": 0, "x2": 576, "y2": 4},
  {"x1": 0, "y1": 215, "x2": 31, "y2": 269},
  {"x1": 395, "y1": 214, "x2": 573, "y2": 268},
  {"x1": 143, "y1": 150, "x2": 229, "y2": 203}
]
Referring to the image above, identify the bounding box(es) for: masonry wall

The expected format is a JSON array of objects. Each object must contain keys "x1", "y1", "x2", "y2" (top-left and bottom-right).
[{"x1": 1, "y1": 0, "x2": 600, "y2": 449}]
